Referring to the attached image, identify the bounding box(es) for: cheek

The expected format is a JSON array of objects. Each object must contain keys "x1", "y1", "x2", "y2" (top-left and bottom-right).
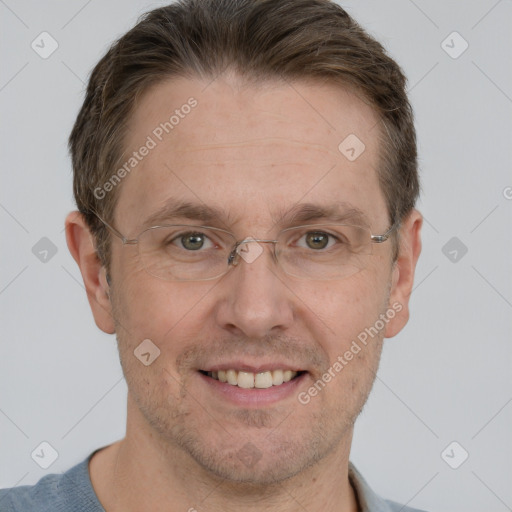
[
  {"x1": 301, "y1": 270, "x2": 389, "y2": 408},
  {"x1": 111, "y1": 262, "x2": 218, "y2": 351},
  {"x1": 111, "y1": 275, "x2": 212, "y2": 401},
  {"x1": 292, "y1": 270, "x2": 391, "y2": 406},
  {"x1": 299, "y1": 266, "x2": 390, "y2": 339}
]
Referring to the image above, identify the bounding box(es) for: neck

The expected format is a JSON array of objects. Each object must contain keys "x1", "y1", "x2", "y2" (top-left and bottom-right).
[{"x1": 90, "y1": 400, "x2": 359, "y2": 512}]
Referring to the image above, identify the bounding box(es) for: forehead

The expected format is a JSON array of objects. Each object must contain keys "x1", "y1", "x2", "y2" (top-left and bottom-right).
[{"x1": 115, "y1": 75, "x2": 387, "y2": 232}]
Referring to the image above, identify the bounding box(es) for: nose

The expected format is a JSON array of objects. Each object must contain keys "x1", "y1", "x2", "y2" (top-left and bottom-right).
[{"x1": 214, "y1": 241, "x2": 295, "y2": 339}]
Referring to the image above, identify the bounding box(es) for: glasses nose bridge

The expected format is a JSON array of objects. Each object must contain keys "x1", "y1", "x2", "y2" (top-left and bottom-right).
[{"x1": 228, "y1": 237, "x2": 279, "y2": 267}]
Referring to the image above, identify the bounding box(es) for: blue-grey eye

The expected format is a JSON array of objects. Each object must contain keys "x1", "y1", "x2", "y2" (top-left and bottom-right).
[
  {"x1": 180, "y1": 233, "x2": 207, "y2": 250},
  {"x1": 304, "y1": 232, "x2": 330, "y2": 250}
]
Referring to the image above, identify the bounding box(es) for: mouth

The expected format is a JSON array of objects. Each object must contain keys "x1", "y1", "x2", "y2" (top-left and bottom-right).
[{"x1": 199, "y1": 369, "x2": 305, "y2": 389}]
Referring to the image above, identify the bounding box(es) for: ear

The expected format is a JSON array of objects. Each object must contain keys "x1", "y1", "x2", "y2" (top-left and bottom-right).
[
  {"x1": 385, "y1": 209, "x2": 422, "y2": 338},
  {"x1": 65, "y1": 211, "x2": 116, "y2": 334}
]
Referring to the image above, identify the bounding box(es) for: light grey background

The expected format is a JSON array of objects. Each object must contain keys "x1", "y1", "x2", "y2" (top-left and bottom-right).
[{"x1": 1, "y1": 1, "x2": 511, "y2": 511}]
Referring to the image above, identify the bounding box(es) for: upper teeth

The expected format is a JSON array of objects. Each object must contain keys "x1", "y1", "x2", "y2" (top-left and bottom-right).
[{"x1": 206, "y1": 369, "x2": 298, "y2": 388}]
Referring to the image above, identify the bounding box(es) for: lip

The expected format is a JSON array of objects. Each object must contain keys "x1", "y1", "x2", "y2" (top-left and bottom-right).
[{"x1": 198, "y1": 370, "x2": 307, "y2": 407}]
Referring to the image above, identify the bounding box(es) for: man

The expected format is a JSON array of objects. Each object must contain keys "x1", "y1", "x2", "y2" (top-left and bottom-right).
[{"x1": 1, "y1": 0, "x2": 424, "y2": 510}]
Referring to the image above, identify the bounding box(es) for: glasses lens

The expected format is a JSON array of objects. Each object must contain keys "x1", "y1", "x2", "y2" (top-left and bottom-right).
[
  {"x1": 135, "y1": 224, "x2": 374, "y2": 281},
  {"x1": 277, "y1": 224, "x2": 372, "y2": 279},
  {"x1": 138, "y1": 225, "x2": 235, "y2": 281}
]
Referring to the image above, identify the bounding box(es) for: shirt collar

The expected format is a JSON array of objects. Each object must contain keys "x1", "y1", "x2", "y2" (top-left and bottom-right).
[{"x1": 349, "y1": 462, "x2": 396, "y2": 512}]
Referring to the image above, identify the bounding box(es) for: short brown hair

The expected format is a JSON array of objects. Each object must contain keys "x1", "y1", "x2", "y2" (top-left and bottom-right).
[{"x1": 69, "y1": 0, "x2": 419, "y2": 267}]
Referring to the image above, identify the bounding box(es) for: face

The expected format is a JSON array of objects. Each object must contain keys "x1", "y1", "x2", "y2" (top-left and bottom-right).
[{"x1": 104, "y1": 76, "x2": 401, "y2": 484}]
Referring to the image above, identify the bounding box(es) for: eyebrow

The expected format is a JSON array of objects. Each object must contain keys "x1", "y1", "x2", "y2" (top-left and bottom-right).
[
  {"x1": 142, "y1": 200, "x2": 228, "y2": 228},
  {"x1": 275, "y1": 202, "x2": 370, "y2": 227},
  {"x1": 142, "y1": 199, "x2": 370, "y2": 230}
]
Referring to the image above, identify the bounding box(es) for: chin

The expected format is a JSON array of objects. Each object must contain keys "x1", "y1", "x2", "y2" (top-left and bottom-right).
[
  {"x1": 186, "y1": 439, "x2": 323, "y2": 486},
  {"x1": 169, "y1": 416, "x2": 343, "y2": 487}
]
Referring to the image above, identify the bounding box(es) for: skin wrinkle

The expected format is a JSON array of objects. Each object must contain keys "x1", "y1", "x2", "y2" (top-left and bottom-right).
[
  {"x1": 138, "y1": 200, "x2": 372, "y2": 241},
  {"x1": 174, "y1": 137, "x2": 341, "y2": 159}
]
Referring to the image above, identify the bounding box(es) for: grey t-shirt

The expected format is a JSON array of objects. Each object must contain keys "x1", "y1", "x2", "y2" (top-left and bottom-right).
[{"x1": 0, "y1": 453, "x2": 428, "y2": 512}]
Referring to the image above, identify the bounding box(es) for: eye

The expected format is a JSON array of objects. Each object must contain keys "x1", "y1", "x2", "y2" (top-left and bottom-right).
[
  {"x1": 299, "y1": 231, "x2": 337, "y2": 250},
  {"x1": 174, "y1": 232, "x2": 214, "y2": 251}
]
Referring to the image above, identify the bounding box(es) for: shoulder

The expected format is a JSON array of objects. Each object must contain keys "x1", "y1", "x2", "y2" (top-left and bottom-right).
[
  {"x1": 0, "y1": 472, "x2": 62, "y2": 512},
  {"x1": 0, "y1": 456, "x2": 104, "y2": 512},
  {"x1": 384, "y1": 499, "x2": 429, "y2": 512}
]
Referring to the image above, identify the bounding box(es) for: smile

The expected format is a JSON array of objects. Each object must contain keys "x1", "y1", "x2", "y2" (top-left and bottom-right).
[{"x1": 200, "y1": 369, "x2": 303, "y2": 389}]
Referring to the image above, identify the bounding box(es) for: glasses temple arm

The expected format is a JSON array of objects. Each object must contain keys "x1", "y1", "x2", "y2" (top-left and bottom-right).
[
  {"x1": 88, "y1": 210, "x2": 135, "y2": 245},
  {"x1": 370, "y1": 221, "x2": 400, "y2": 243}
]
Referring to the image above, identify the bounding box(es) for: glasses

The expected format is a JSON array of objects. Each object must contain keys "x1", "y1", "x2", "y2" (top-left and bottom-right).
[{"x1": 96, "y1": 215, "x2": 396, "y2": 281}]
